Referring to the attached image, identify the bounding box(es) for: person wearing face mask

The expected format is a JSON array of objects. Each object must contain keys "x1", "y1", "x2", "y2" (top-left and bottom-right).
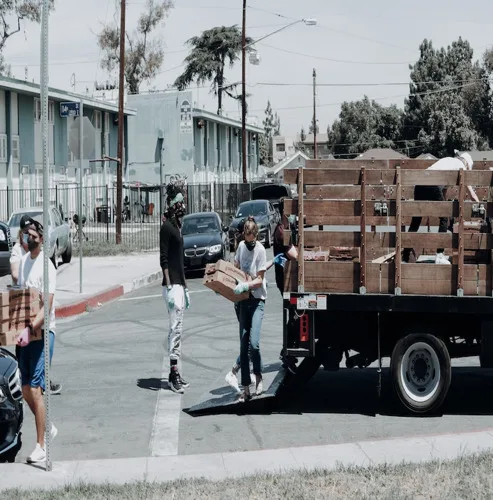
[
  {"x1": 16, "y1": 216, "x2": 58, "y2": 463},
  {"x1": 233, "y1": 217, "x2": 268, "y2": 402},
  {"x1": 160, "y1": 183, "x2": 190, "y2": 394},
  {"x1": 10, "y1": 215, "x2": 62, "y2": 396}
]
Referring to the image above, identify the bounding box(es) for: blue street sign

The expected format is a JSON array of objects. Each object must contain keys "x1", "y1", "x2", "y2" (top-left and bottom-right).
[{"x1": 60, "y1": 101, "x2": 80, "y2": 118}]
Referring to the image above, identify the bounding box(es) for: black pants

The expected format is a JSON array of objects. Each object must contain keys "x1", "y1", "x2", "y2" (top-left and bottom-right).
[{"x1": 403, "y1": 185, "x2": 449, "y2": 262}]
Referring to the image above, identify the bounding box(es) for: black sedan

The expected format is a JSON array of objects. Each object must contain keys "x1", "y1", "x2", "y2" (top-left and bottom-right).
[
  {"x1": 228, "y1": 199, "x2": 280, "y2": 250},
  {"x1": 182, "y1": 212, "x2": 230, "y2": 272},
  {"x1": 0, "y1": 348, "x2": 23, "y2": 462}
]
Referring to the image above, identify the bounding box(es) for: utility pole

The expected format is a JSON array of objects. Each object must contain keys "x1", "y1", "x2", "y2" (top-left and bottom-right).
[
  {"x1": 241, "y1": 0, "x2": 247, "y2": 183},
  {"x1": 312, "y1": 68, "x2": 317, "y2": 160},
  {"x1": 116, "y1": 0, "x2": 126, "y2": 244}
]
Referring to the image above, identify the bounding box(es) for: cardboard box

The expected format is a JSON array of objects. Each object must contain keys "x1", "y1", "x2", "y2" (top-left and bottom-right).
[
  {"x1": 0, "y1": 327, "x2": 41, "y2": 346},
  {"x1": 205, "y1": 260, "x2": 250, "y2": 284},
  {"x1": 203, "y1": 270, "x2": 250, "y2": 303}
]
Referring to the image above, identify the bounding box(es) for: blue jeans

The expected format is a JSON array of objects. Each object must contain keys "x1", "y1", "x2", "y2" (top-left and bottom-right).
[
  {"x1": 238, "y1": 298, "x2": 265, "y2": 387},
  {"x1": 18, "y1": 331, "x2": 55, "y2": 391}
]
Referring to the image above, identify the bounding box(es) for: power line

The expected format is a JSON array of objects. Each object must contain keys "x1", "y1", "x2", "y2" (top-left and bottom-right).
[
  {"x1": 250, "y1": 79, "x2": 483, "y2": 88},
  {"x1": 258, "y1": 42, "x2": 414, "y2": 65}
]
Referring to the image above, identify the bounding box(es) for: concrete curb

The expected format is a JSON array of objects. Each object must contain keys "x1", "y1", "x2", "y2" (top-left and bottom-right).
[
  {"x1": 55, "y1": 269, "x2": 162, "y2": 319},
  {"x1": 2, "y1": 428, "x2": 493, "y2": 492}
]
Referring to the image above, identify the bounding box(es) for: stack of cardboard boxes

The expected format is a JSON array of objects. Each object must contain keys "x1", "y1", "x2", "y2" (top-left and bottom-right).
[
  {"x1": 203, "y1": 260, "x2": 251, "y2": 302},
  {"x1": 0, "y1": 287, "x2": 41, "y2": 346}
]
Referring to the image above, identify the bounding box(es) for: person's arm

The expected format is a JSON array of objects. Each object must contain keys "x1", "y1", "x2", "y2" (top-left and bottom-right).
[
  {"x1": 467, "y1": 185, "x2": 480, "y2": 203},
  {"x1": 10, "y1": 245, "x2": 21, "y2": 284},
  {"x1": 248, "y1": 248, "x2": 267, "y2": 290},
  {"x1": 160, "y1": 224, "x2": 172, "y2": 286}
]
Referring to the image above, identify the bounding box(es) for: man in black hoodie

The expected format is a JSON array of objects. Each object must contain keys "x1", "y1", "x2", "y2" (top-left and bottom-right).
[{"x1": 160, "y1": 183, "x2": 190, "y2": 394}]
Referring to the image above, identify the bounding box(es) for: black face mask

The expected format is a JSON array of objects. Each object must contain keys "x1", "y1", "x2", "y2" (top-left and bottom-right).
[
  {"x1": 28, "y1": 239, "x2": 39, "y2": 252},
  {"x1": 245, "y1": 240, "x2": 256, "y2": 251}
]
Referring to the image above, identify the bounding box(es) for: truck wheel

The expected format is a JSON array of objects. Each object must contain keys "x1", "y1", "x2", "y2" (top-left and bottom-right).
[{"x1": 390, "y1": 334, "x2": 451, "y2": 414}]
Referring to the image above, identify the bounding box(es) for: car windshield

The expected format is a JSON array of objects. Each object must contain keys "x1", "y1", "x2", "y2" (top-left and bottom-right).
[
  {"x1": 9, "y1": 211, "x2": 43, "y2": 227},
  {"x1": 235, "y1": 202, "x2": 267, "y2": 218},
  {"x1": 182, "y1": 216, "x2": 220, "y2": 235}
]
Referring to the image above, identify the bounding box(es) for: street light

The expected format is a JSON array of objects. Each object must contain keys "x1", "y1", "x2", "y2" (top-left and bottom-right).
[{"x1": 241, "y1": 7, "x2": 317, "y2": 183}]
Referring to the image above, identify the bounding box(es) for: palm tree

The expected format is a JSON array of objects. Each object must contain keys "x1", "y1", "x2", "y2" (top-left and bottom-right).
[{"x1": 174, "y1": 25, "x2": 252, "y2": 115}]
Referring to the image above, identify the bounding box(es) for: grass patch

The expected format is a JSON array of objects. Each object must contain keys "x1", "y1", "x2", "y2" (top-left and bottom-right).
[{"x1": 4, "y1": 451, "x2": 493, "y2": 499}]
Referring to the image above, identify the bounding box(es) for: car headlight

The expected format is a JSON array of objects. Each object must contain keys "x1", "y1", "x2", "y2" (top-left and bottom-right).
[
  {"x1": 208, "y1": 244, "x2": 222, "y2": 255},
  {"x1": 0, "y1": 387, "x2": 6, "y2": 404}
]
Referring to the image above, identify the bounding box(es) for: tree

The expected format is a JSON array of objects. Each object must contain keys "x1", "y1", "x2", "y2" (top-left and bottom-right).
[
  {"x1": 309, "y1": 121, "x2": 319, "y2": 135},
  {"x1": 328, "y1": 96, "x2": 404, "y2": 158},
  {"x1": 403, "y1": 37, "x2": 492, "y2": 156},
  {"x1": 0, "y1": 0, "x2": 55, "y2": 75},
  {"x1": 274, "y1": 112, "x2": 281, "y2": 136},
  {"x1": 174, "y1": 26, "x2": 252, "y2": 115},
  {"x1": 258, "y1": 134, "x2": 270, "y2": 166},
  {"x1": 299, "y1": 126, "x2": 306, "y2": 142},
  {"x1": 97, "y1": 0, "x2": 173, "y2": 95}
]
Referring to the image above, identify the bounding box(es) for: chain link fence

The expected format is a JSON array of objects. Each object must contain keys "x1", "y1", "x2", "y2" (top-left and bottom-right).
[{"x1": 0, "y1": 181, "x2": 272, "y2": 251}]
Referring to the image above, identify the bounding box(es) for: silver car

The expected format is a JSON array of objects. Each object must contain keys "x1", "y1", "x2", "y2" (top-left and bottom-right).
[{"x1": 7, "y1": 206, "x2": 72, "y2": 268}]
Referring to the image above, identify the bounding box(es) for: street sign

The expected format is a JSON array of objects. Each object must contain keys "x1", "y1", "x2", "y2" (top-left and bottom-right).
[{"x1": 60, "y1": 101, "x2": 81, "y2": 118}]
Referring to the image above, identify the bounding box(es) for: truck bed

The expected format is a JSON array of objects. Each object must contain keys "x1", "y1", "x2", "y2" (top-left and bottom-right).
[{"x1": 283, "y1": 158, "x2": 493, "y2": 297}]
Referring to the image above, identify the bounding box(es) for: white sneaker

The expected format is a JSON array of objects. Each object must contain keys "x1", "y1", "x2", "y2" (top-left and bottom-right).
[
  {"x1": 435, "y1": 252, "x2": 451, "y2": 265},
  {"x1": 225, "y1": 371, "x2": 241, "y2": 394},
  {"x1": 255, "y1": 377, "x2": 263, "y2": 396},
  {"x1": 46, "y1": 423, "x2": 58, "y2": 441},
  {"x1": 27, "y1": 444, "x2": 46, "y2": 463}
]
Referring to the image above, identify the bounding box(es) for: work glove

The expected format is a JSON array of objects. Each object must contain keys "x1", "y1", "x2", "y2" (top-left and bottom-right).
[
  {"x1": 273, "y1": 254, "x2": 287, "y2": 267},
  {"x1": 16, "y1": 327, "x2": 31, "y2": 347},
  {"x1": 166, "y1": 286, "x2": 175, "y2": 310},
  {"x1": 234, "y1": 282, "x2": 249, "y2": 295},
  {"x1": 184, "y1": 288, "x2": 191, "y2": 309}
]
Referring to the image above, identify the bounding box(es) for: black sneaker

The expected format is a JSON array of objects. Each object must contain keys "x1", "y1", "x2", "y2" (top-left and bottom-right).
[
  {"x1": 280, "y1": 355, "x2": 298, "y2": 374},
  {"x1": 179, "y1": 375, "x2": 190, "y2": 388},
  {"x1": 50, "y1": 382, "x2": 62, "y2": 395},
  {"x1": 168, "y1": 370, "x2": 184, "y2": 394}
]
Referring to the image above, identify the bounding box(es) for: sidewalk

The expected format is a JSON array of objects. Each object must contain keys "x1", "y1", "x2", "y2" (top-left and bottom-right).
[
  {"x1": 0, "y1": 252, "x2": 162, "y2": 318},
  {"x1": 1, "y1": 428, "x2": 493, "y2": 492}
]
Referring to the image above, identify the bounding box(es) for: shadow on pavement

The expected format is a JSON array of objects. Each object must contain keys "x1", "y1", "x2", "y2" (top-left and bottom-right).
[
  {"x1": 184, "y1": 367, "x2": 493, "y2": 418},
  {"x1": 137, "y1": 377, "x2": 169, "y2": 391}
]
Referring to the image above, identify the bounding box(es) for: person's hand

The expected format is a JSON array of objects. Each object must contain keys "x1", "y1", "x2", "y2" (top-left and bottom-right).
[
  {"x1": 166, "y1": 286, "x2": 175, "y2": 309},
  {"x1": 234, "y1": 282, "x2": 249, "y2": 295},
  {"x1": 16, "y1": 327, "x2": 31, "y2": 347},
  {"x1": 273, "y1": 254, "x2": 287, "y2": 267},
  {"x1": 184, "y1": 288, "x2": 191, "y2": 309}
]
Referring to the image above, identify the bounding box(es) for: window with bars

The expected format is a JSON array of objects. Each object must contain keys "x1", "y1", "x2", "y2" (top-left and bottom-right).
[
  {"x1": 94, "y1": 110, "x2": 102, "y2": 130},
  {"x1": 11, "y1": 135, "x2": 19, "y2": 162},
  {"x1": 34, "y1": 99, "x2": 54, "y2": 122},
  {"x1": 0, "y1": 134, "x2": 7, "y2": 162}
]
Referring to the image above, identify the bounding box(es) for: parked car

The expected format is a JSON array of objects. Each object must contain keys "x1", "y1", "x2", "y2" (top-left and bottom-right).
[
  {"x1": 182, "y1": 212, "x2": 230, "y2": 272},
  {"x1": 0, "y1": 348, "x2": 23, "y2": 463},
  {"x1": 8, "y1": 206, "x2": 72, "y2": 268},
  {"x1": 0, "y1": 222, "x2": 12, "y2": 277},
  {"x1": 251, "y1": 183, "x2": 292, "y2": 211},
  {"x1": 228, "y1": 199, "x2": 280, "y2": 251}
]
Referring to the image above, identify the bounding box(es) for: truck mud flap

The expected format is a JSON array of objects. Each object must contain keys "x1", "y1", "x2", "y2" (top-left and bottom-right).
[{"x1": 184, "y1": 361, "x2": 287, "y2": 417}]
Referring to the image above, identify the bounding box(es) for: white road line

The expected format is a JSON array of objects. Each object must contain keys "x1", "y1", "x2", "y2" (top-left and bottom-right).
[
  {"x1": 120, "y1": 290, "x2": 209, "y2": 302},
  {"x1": 149, "y1": 357, "x2": 182, "y2": 457}
]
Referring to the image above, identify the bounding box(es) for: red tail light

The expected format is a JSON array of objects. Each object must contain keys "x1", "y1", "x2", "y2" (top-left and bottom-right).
[{"x1": 300, "y1": 314, "x2": 309, "y2": 342}]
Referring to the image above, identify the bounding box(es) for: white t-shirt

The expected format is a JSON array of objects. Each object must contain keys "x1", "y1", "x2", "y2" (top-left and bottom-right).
[
  {"x1": 427, "y1": 158, "x2": 467, "y2": 171},
  {"x1": 234, "y1": 241, "x2": 267, "y2": 300},
  {"x1": 18, "y1": 251, "x2": 57, "y2": 333},
  {"x1": 10, "y1": 242, "x2": 26, "y2": 264}
]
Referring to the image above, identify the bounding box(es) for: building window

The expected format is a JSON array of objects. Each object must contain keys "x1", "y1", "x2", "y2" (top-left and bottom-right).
[
  {"x1": 94, "y1": 110, "x2": 102, "y2": 130},
  {"x1": 34, "y1": 99, "x2": 41, "y2": 121},
  {"x1": 11, "y1": 135, "x2": 19, "y2": 162},
  {"x1": 35, "y1": 99, "x2": 55, "y2": 122},
  {"x1": 276, "y1": 143, "x2": 285, "y2": 152},
  {"x1": 105, "y1": 112, "x2": 110, "y2": 132}
]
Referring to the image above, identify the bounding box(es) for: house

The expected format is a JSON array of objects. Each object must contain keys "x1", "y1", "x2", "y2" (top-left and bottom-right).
[
  {"x1": 357, "y1": 148, "x2": 408, "y2": 160},
  {"x1": 126, "y1": 91, "x2": 264, "y2": 185},
  {"x1": 265, "y1": 150, "x2": 309, "y2": 183},
  {"x1": 272, "y1": 135, "x2": 298, "y2": 164},
  {"x1": 416, "y1": 153, "x2": 438, "y2": 160},
  {"x1": 299, "y1": 133, "x2": 333, "y2": 160}
]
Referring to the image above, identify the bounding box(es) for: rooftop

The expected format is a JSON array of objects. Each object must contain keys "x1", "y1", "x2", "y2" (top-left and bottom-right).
[
  {"x1": 358, "y1": 148, "x2": 408, "y2": 160},
  {"x1": 0, "y1": 76, "x2": 136, "y2": 115}
]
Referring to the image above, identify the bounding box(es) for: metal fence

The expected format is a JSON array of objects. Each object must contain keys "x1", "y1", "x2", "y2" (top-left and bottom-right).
[{"x1": 0, "y1": 181, "x2": 269, "y2": 251}]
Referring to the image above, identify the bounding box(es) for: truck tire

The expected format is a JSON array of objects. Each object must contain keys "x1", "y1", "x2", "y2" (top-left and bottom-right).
[{"x1": 390, "y1": 333, "x2": 451, "y2": 414}]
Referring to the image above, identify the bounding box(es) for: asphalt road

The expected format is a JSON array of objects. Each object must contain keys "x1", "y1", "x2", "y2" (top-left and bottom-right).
[{"x1": 11, "y1": 252, "x2": 493, "y2": 462}]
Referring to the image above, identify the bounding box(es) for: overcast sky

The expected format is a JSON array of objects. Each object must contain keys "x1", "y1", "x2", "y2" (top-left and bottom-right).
[{"x1": 3, "y1": 0, "x2": 493, "y2": 137}]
